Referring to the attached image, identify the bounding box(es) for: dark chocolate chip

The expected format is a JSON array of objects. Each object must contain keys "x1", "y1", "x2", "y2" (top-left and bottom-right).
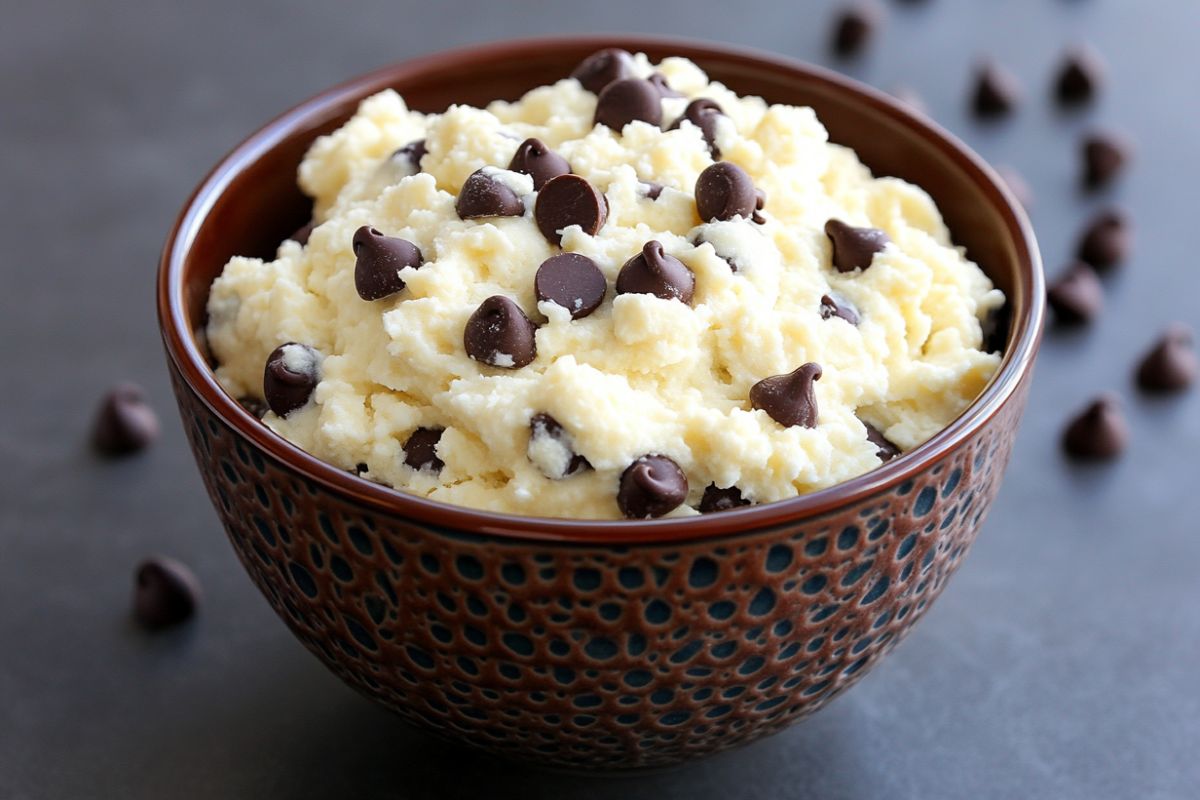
[
  {"x1": 996, "y1": 166, "x2": 1033, "y2": 210},
  {"x1": 534, "y1": 173, "x2": 608, "y2": 244},
  {"x1": 571, "y1": 48, "x2": 635, "y2": 94},
  {"x1": 981, "y1": 304, "x2": 1011, "y2": 354},
  {"x1": 354, "y1": 462, "x2": 369, "y2": 475},
  {"x1": 507, "y1": 138, "x2": 571, "y2": 190},
  {"x1": 133, "y1": 557, "x2": 200, "y2": 629},
  {"x1": 455, "y1": 168, "x2": 524, "y2": 219},
  {"x1": 352, "y1": 226, "x2": 423, "y2": 301},
  {"x1": 535, "y1": 253, "x2": 607, "y2": 319},
  {"x1": 594, "y1": 78, "x2": 663, "y2": 131},
  {"x1": 750, "y1": 363, "x2": 823, "y2": 429},
  {"x1": 699, "y1": 484, "x2": 751, "y2": 513},
  {"x1": 862, "y1": 420, "x2": 901, "y2": 461},
  {"x1": 616, "y1": 240, "x2": 696, "y2": 304},
  {"x1": 1082, "y1": 132, "x2": 1129, "y2": 190},
  {"x1": 617, "y1": 454, "x2": 689, "y2": 519},
  {"x1": 403, "y1": 427, "x2": 445, "y2": 472},
  {"x1": 92, "y1": 383, "x2": 160, "y2": 456},
  {"x1": 1136, "y1": 325, "x2": 1197, "y2": 393},
  {"x1": 1055, "y1": 47, "x2": 1103, "y2": 106},
  {"x1": 1047, "y1": 262, "x2": 1104, "y2": 325},
  {"x1": 668, "y1": 98, "x2": 725, "y2": 158},
  {"x1": 640, "y1": 181, "x2": 665, "y2": 200},
  {"x1": 238, "y1": 396, "x2": 268, "y2": 419},
  {"x1": 464, "y1": 296, "x2": 538, "y2": 369},
  {"x1": 528, "y1": 413, "x2": 591, "y2": 478},
  {"x1": 289, "y1": 220, "x2": 315, "y2": 246},
  {"x1": 1062, "y1": 394, "x2": 1127, "y2": 460},
  {"x1": 263, "y1": 343, "x2": 320, "y2": 417},
  {"x1": 972, "y1": 61, "x2": 1020, "y2": 118},
  {"x1": 832, "y1": 4, "x2": 880, "y2": 57},
  {"x1": 695, "y1": 161, "x2": 757, "y2": 222},
  {"x1": 392, "y1": 139, "x2": 427, "y2": 172},
  {"x1": 1077, "y1": 209, "x2": 1130, "y2": 269},
  {"x1": 820, "y1": 293, "x2": 860, "y2": 325},
  {"x1": 826, "y1": 218, "x2": 891, "y2": 272},
  {"x1": 648, "y1": 72, "x2": 684, "y2": 98}
]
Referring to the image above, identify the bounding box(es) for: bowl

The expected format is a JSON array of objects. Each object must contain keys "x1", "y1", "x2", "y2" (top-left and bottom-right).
[{"x1": 157, "y1": 35, "x2": 1043, "y2": 770}]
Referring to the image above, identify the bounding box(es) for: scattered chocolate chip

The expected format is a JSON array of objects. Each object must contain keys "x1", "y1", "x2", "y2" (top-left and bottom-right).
[
  {"x1": 648, "y1": 72, "x2": 684, "y2": 98},
  {"x1": 1047, "y1": 261, "x2": 1104, "y2": 325},
  {"x1": 695, "y1": 161, "x2": 757, "y2": 222},
  {"x1": 289, "y1": 220, "x2": 315, "y2": 246},
  {"x1": 996, "y1": 166, "x2": 1033, "y2": 210},
  {"x1": 354, "y1": 462, "x2": 369, "y2": 475},
  {"x1": 571, "y1": 48, "x2": 635, "y2": 94},
  {"x1": 616, "y1": 241, "x2": 696, "y2": 304},
  {"x1": 820, "y1": 293, "x2": 860, "y2": 325},
  {"x1": 750, "y1": 363, "x2": 823, "y2": 429},
  {"x1": 859, "y1": 419, "x2": 900, "y2": 462},
  {"x1": 594, "y1": 78, "x2": 663, "y2": 130},
  {"x1": 263, "y1": 343, "x2": 320, "y2": 417},
  {"x1": 455, "y1": 168, "x2": 524, "y2": 219},
  {"x1": 92, "y1": 383, "x2": 160, "y2": 456},
  {"x1": 528, "y1": 413, "x2": 591, "y2": 478},
  {"x1": 699, "y1": 484, "x2": 751, "y2": 513},
  {"x1": 1062, "y1": 394, "x2": 1127, "y2": 460},
  {"x1": 1082, "y1": 132, "x2": 1130, "y2": 190},
  {"x1": 391, "y1": 139, "x2": 427, "y2": 172},
  {"x1": 668, "y1": 98, "x2": 725, "y2": 157},
  {"x1": 534, "y1": 173, "x2": 608, "y2": 244},
  {"x1": 403, "y1": 427, "x2": 445, "y2": 472},
  {"x1": 507, "y1": 138, "x2": 571, "y2": 190},
  {"x1": 464, "y1": 296, "x2": 538, "y2": 369},
  {"x1": 352, "y1": 226, "x2": 423, "y2": 301},
  {"x1": 640, "y1": 181, "x2": 665, "y2": 200},
  {"x1": 1055, "y1": 47, "x2": 1103, "y2": 106},
  {"x1": 972, "y1": 61, "x2": 1020, "y2": 118},
  {"x1": 535, "y1": 253, "x2": 607, "y2": 319},
  {"x1": 1077, "y1": 209, "x2": 1130, "y2": 269},
  {"x1": 617, "y1": 454, "x2": 689, "y2": 519},
  {"x1": 981, "y1": 304, "x2": 1011, "y2": 354},
  {"x1": 825, "y1": 219, "x2": 891, "y2": 272},
  {"x1": 133, "y1": 556, "x2": 200, "y2": 629},
  {"x1": 832, "y1": 3, "x2": 880, "y2": 57},
  {"x1": 1136, "y1": 325, "x2": 1197, "y2": 393},
  {"x1": 238, "y1": 396, "x2": 268, "y2": 419}
]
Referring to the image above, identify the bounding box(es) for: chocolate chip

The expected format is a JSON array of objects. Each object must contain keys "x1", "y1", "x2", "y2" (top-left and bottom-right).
[
  {"x1": 238, "y1": 396, "x2": 268, "y2": 419},
  {"x1": 1077, "y1": 209, "x2": 1130, "y2": 269},
  {"x1": 133, "y1": 557, "x2": 200, "y2": 629},
  {"x1": 826, "y1": 219, "x2": 891, "y2": 272},
  {"x1": 263, "y1": 343, "x2": 320, "y2": 417},
  {"x1": 695, "y1": 161, "x2": 757, "y2": 222},
  {"x1": 534, "y1": 173, "x2": 608, "y2": 244},
  {"x1": 464, "y1": 296, "x2": 537, "y2": 369},
  {"x1": 1055, "y1": 47, "x2": 1103, "y2": 106},
  {"x1": 692, "y1": 233, "x2": 742, "y2": 273},
  {"x1": 1136, "y1": 325, "x2": 1197, "y2": 393},
  {"x1": 92, "y1": 383, "x2": 160, "y2": 456},
  {"x1": 996, "y1": 166, "x2": 1033, "y2": 210},
  {"x1": 750, "y1": 363, "x2": 823, "y2": 429},
  {"x1": 1082, "y1": 132, "x2": 1130, "y2": 190},
  {"x1": 528, "y1": 413, "x2": 591, "y2": 479},
  {"x1": 862, "y1": 420, "x2": 901, "y2": 462},
  {"x1": 972, "y1": 61, "x2": 1020, "y2": 118},
  {"x1": 640, "y1": 181, "x2": 665, "y2": 200},
  {"x1": 594, "y1": 78, "x2": 663, "y2": 131},
  {"x1": 648, "y1": 72, "x2": 684, "y2": 98},
  {"x1": 617, "y1": 455, "x2": 689, "y2": 519},
  {"x1": 289, "y1": 220, "x2": 315, "y2": 245},
  {"x1": 571, "y1": 48, "x2": 635, "y2": 94},
  {"x1": 535, "y1": 253, "x2": 607, "y2": 319},
  {"x1": 403, "y1": 427, "x2": 445, "y2": 472},
  {"x1": 391, "y1": 139, "x2": 427, "y2": 172},
  {"x1": 616, "y1": 241, "x2": 695, "y2": 304},
  {"x1": 455, "y1": 168, "x2": 524, "y2": 219},
  {"x1": 507, "y1": 138, "x2": 571, "y2": 190},
  {"x1": 820, "y1": 293, "x2": 860, "y2": 325},
  {"x1": 1062, "y1": 394, "x2": 1127, "y2": 460},
  {"x1": 668, "y1": 98, "x2": 725, "y2": 157},
  {"x1": 699, "y1": 484, "x2": 751, "y2": 513},
  {"x1": 752, "y1": 189, "x2": 767, "y2": 225},
  {"x1": 832, "y1": 4, "x2": 880, "y2": 57},
  {"x1": 352, "y1": 226, "x2": 422, "y2": 301},
  {"x1": 354, "y1": 462, "x2": 369, "y2": 475},
  {"x1": 1047, "y1": 262, "x2": 1104, "y2": 325}
]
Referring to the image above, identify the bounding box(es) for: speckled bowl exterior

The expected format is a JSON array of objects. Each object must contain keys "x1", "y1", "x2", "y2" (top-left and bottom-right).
[{"x1": 158, "y1": 37, "x2": 1043, "y2": 770}]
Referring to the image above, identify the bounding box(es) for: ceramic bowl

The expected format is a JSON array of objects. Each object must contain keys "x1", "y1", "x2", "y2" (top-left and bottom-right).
[{"x1": 158, "y1": 36, "x2": 1043, "y2": 770}]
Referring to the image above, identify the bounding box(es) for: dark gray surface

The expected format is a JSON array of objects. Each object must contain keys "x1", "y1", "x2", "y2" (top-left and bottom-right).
[{"x1": 2, "y1": 1, "x2": 1198, "y2": 797}]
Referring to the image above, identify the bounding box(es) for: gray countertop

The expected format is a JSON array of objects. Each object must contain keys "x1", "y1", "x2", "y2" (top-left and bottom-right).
[{"x1": 2, "y1": 0, "x2": 1198, "y2": 797}]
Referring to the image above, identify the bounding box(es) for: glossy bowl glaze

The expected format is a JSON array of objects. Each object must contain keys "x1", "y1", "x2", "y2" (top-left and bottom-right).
[{"x1": 158, "y1": 36, "x2": 1043, "y2": 770}]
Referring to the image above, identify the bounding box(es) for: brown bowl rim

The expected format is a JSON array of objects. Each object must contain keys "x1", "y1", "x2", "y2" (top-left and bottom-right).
[{"x1": 158, "y1": 34, "x2": 1044, "y2": 545}]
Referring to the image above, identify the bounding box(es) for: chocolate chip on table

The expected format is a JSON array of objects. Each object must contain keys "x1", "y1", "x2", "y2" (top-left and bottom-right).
[
  {"x1": 820, "y1": 293, "x2": 860, "y2": 325},
  {"x1": 831, "y1": 3, "x2": 880, "y2": 57},
  {"x1": 263, "y1": 343, "x2": 320, "y2": 417},
  {"x1": 668, "y1": 98, "x2": 725, "y2": 158},
  {"x1": 862, "y1": 420, "x2": 901, "y2": 461},
  {"x1": 616, "y1": 240, "x2": 695, "y2": 304},
  {"x1": 238, "y1": 396, "x2": 268, "y2": 419},
  {"x1": 825, "y1": 219, "x2": 891, "y2": 272},
  {"x1": 1062, "y1": 394, "x2": 1128, "y2": 460},
  {"x1": 1082, "y1": 132, "x2": 1130, "y2": 190},
  {"x1": 1047, "y1": 261, "x2": 1104, "y2": 325},
  {"x1": 92, "y1": 383, "x2": 160, "y2": 456},
  {"x1": 535, "y1": 253, "x2": 607, "y2": 319},
  {"x1": 617, "y1": 454, "x2": 689, "y2": 519},
  {"x1": 403, "y1": 427, "x2": 445, "y2": 472},
  {"x1": 971, "y1": 60, "x2": 1020, "y2": 118},
  {"x1": 1077, "y1": 209, "x2": 1130, "y2": 269},
  {"x1": 996, "y1": 166, "x2": 1033, "y2": 210},
  {"x1": 507, "y1": 138, "x2": 571, "y2": 190},
  {"x1": 529, "y1": 413, "x2": 592, "y2": 478},
  {"x1": 571, "y1": 48, "x2": 635, "y2": 94},
  {"x1": 455, "y1": 168, "x2": 524, "y2": 219},
  {"x1": 695, "y1": 161, "x2": 757, "y2": 222},
  {"x1": 640, "y1": 181, "x2": 665, "y2": 200},
  {"x1": 391, "y1": 139, "x2": 427, "y2": 172},
  {"x1": 648, "y1": 72, "x2": 684, "y2": 98},
  {"x1": 1136, "y1": 325, "x2": 1197, "y2": 393},
  {"x1": 1055, "y1": 47, "x2": 1103, "y2": 106},
  {"x1": 289, "y1": 220, "x2": 315, "y2": 246},
  {"x1": 750, "y1": 363, "x2": 823, "y2": 428},
  {"x1": 699, "y1": 484, "x2": 751, "y2": 513},
  {"x1": 464, "y1": 296, "x2": 538, "y2": 369},
  {"x1": 534, "y1": 173, "x2": 608, "y2": 245},
  {"x1": 352, "y1": 226, "x2": 423, "y2": 301},
  {"x1": 594, "y1": 78, "x2": 663, "y2": 130},
  {"x1": 133, "y1": 556, "x2": 200, "y2": 629}
]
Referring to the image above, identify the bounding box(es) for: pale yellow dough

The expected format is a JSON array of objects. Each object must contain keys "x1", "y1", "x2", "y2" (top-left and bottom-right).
[{"x1": 206, "y1": 54, "x2": 1004, "y2": 520}]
